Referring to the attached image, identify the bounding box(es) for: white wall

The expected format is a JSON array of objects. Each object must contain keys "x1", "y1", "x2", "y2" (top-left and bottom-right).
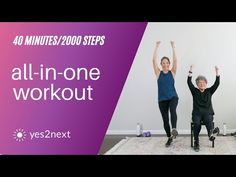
[{"x1": 108, "y1": 23, "x2": 236, "y2": 135}]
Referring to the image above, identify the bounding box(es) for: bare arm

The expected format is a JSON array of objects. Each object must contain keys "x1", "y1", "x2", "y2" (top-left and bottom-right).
[
  {"x1": 171, "y1": 41, "x2": 177, "y2": 76},
  {"x1": 152, "y1": 41, "x2": 161, "y2": 77}
]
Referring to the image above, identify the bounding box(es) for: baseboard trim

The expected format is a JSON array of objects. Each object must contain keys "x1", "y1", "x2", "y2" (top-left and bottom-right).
[{"x1": 106, "y1": 129, "x2": 236, "y2": 135}]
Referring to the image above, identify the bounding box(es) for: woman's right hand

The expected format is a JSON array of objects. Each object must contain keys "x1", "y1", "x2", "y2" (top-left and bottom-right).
[
  {"x1": 156, "y1": 41, "x2": 161, "y2": 47},
  {"x1": 171, "y1": 41, "x2": 175, "y2": 48},
  {"x1": 190, "y1": 65, "x2": 193, "y2": 72}
]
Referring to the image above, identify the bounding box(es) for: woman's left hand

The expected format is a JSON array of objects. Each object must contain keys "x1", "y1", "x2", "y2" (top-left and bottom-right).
[
  {"x1": 215, "y1": 66, "x2": 219, "y2": 76},
  {"x1": 171, "y1": 41, "x2": 175, "y2": 48}
]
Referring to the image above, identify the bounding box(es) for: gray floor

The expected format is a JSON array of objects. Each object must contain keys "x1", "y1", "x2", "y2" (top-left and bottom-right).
[
  {"x1": 99, "y1": 134, "x2": 232, "y2": 154},
  {"x1": 99, "y1": 134, "x2": 172, "y2": 154},
  {"x1": 99, "y1": 135, "x2": 128, "y2": 154}
]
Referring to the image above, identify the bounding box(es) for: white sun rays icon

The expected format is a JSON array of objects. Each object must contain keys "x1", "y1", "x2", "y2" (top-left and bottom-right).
[{"x1": 13, "y1": 128, "x2": 27, "y2": 142}]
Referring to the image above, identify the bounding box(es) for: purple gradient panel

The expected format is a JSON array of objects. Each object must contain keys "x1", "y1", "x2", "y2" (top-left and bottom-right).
[{"x1": 0, "y1": 23, "x2": 147, "y2": 154}]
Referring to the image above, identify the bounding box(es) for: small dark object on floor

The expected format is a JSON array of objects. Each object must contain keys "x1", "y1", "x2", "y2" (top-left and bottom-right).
[{"x1": 231, "y1": 132, "x2": 236, "y2": 136}]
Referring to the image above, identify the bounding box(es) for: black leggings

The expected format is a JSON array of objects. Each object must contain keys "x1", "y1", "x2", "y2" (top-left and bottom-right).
[
  {"x1": 192, "y1": 113, "x2": 213, "y2": 141},
  {"x1": 158, "y1": 97, "x2": 178, "y2": 137}
]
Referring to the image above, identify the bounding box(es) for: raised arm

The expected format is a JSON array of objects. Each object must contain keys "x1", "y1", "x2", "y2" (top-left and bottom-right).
[
  {"x1": 187, "y1": 65, "x2": 195, "y2": 94},
  {"x1": 171, "y1": 41, "x2": 177, "y2": 76},
  {"x1": 152, "y1": 41, "x2": 161, "y2": 77},
  {"x1": 210, "y1": 66, "x2": 220, "y2": 94}
]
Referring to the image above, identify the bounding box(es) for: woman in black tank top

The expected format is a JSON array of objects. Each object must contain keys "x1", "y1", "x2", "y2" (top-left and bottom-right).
[{"x1": 152, "y1": 41, "x2": 179, "y2": 147}]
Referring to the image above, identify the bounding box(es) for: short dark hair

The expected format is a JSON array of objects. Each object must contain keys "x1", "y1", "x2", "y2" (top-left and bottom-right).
[{"x1": 160, "y1": 56, "x2": 170, "y2": 64}]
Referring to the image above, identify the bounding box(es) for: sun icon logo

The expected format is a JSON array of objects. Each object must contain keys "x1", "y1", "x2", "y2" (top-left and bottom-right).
[{"x1": 13, "y1": 128, "x2": 27, "y2": 142}]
